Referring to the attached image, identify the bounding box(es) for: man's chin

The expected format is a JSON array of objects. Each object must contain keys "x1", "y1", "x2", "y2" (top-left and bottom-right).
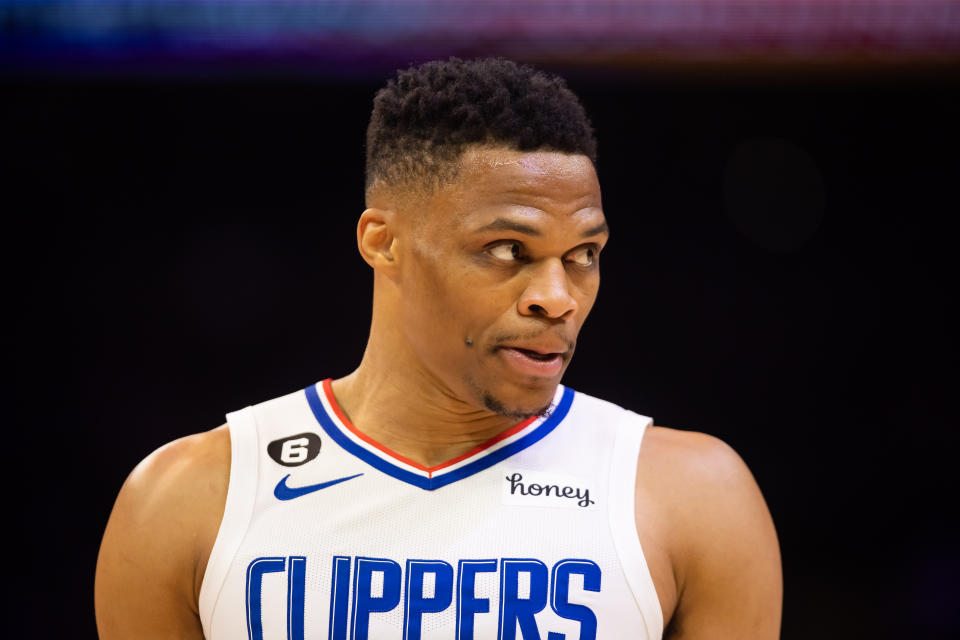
[
  {"x1": 477, "y1": 378, "x2": 558, "y2": 420},
  {"x1": 482, "y1": 393, "x2": 553, "y2": 420},
  {"x1": 465, "y1": 372, "x2": 559, "y2": 420}
]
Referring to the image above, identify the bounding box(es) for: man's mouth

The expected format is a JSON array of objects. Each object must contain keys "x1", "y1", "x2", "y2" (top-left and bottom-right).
[
  {"x1": 497, "y1": 346, "x2": 566, "y2": 377},
  {"x1": 511, "y1": 348, "x2": 560, "y2": 361}
]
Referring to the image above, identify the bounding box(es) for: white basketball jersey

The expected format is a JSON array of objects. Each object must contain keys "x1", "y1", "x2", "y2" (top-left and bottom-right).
[{"x1": 199, "y1": 380, "x2": 663, "y2": 640}]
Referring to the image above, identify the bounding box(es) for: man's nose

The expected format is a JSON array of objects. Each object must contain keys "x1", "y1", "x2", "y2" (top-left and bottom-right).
[{"x1": 518, "y1": 259, "x2": 578, "y2": 319}]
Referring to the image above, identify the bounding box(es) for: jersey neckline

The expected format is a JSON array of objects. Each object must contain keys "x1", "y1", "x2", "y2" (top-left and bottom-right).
[{"x1": 303, "y1": 379, "x2": 574, "y2": 491}]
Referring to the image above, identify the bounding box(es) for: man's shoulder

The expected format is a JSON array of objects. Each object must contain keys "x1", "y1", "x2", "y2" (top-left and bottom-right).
[
  {"x1": 638, "y1": 425, "x2": 764, "y2": 519},
  {"x1": 96, "y1": 427, "x2": 232, "y2": 636},
  {"x1": 636, "y1": 425, "x2": 774, "y2": 571},
  {"x1": 124, "y1": 426, "x2": 231, "y2": 508},
  {"x1": 565, "y1": 388, "x2": 758, "y2": 503},
  {"x1": 636, "y1": 425, "x2": 781, "y2": 633},
  {"x1": 641, "y1": 426, "x2": 747, "y2": 479},
  {"x1": 101, "y1": 427, "x2": 231, "y2": 594}
]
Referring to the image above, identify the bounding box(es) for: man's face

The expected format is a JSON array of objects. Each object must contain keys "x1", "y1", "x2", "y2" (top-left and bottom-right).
[{"x1": 394, "y1": 146, "x2": 608, "y2": 418}]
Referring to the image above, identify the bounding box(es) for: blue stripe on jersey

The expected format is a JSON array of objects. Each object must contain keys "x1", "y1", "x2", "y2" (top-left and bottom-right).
[{"x1": 303, "y1": 384, "x2": 575, "y2": 491}]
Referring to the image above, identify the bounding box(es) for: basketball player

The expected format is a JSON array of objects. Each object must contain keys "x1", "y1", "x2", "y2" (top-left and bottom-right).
[{"x1": 96, "y1": 58, "x2": 782, "y2": 639}]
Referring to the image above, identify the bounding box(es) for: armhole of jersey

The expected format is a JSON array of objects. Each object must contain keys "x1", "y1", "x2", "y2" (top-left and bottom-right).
[
  {"x1": 198, "y1": 406, "x2": 260, "y2": 638},
  {"x1": 608, "y1": 410, "x2": 664, "y2": 640}
]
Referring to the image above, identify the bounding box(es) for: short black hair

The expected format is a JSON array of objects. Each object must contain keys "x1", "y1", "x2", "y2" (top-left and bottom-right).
[{"x1": 366, "y1": 57, "x2": 597, "y2": 193}]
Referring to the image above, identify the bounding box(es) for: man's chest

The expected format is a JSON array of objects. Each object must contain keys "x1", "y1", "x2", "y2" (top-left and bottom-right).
[{"x1": 205, "y1": 474, "x2": 653, "y2": 640}]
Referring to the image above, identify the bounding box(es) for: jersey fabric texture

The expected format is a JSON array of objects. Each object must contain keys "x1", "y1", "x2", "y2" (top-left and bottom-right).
[{"x1": 199, "y1": 380, "x2": 663, "y2": 640}]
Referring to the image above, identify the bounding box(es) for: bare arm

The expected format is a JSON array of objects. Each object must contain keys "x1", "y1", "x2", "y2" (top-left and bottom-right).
[
  {"x1": 638, "y1": 427, "x2": 782, "y2": 639},
  {"x1": 95, "y1": 426, "x2": 230, "y2": 639}
]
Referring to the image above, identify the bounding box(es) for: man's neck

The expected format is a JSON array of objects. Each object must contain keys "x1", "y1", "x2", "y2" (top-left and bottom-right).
[{"x1": 330, "y1": 364, "x2": 528, "y2": 469}]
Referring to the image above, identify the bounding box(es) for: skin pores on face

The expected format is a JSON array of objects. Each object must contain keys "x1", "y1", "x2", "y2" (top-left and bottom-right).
[{"x1": 393, "y1": 146, "x2": 609, "y2": 419}]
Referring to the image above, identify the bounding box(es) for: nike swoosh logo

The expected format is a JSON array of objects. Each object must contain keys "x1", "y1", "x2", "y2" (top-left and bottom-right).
[{"x1": 274, "y1": 472, "x2": 364, "y2": 500}]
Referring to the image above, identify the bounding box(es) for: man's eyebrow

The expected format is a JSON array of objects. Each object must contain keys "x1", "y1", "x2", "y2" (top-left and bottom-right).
[
  {"x1": 582, "y1": 221, "x2": 609, "y2": 237},
  {"x1": 473, "y1": 219, "x2": 610, "y2": 238},
  {"x1": 473, "y1": 219, "x2": 542, "y2": 236}
]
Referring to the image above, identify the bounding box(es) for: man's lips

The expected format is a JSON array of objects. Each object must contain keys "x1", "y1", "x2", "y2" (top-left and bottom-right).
[
  {"x1": 497, "y1": 339, "x2": 572, "y2": 358},
  {"x1": 496, "y1": 344, "x2": 568, "y2": 377}
]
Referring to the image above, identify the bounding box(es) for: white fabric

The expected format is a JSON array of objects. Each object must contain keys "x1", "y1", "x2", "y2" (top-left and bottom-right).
[{"x1": 199, "y1": 382, "x2": 662, "y2": 640}]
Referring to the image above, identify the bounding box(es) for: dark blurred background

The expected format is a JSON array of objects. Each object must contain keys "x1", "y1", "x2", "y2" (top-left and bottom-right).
[{"x1": 3, "y1": 1, "x2": 959, "y2": 637}]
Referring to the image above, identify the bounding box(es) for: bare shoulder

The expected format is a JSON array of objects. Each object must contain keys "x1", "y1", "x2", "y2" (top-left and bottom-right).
[
  {"x1": 636, "y1": 426, "x2": 782, "y2": 639},
  {"x1": 123, "y1": 425, "x2": 231, "y2": 513},
  {"x1": 637, "y1": 426, "x2": 767, "y2": 542},
  {"x1": 95, "y1": 426, "x2": 231, "y2": 639},
  {"x1": 639, "y1": 426, "x2": 757, "y2": 496},
  {"x1": 115, "y1": 425, "x2": 231, "y2": 567}
]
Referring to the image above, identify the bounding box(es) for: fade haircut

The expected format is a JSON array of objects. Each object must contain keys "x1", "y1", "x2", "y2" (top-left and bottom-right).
[{"x1": 365, "y1": 57, "x2": 597, "y2": 195}]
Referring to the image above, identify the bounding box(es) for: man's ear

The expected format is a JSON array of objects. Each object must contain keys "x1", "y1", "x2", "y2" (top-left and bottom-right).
[{"x1": 357, "y1": 208, "x2": 400, "y2": 274}]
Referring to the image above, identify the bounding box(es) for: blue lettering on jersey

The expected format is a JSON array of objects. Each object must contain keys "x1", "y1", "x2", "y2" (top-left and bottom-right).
[
  {"x1": 499, "y1": 559, "x2": 549, "y2": 640},
  {"x1": 245, "y1": 557, "x2": 285, "y2": 640},
  {"x1": 403, "y1": 560, "x2": 453, "y2": 640},
  {"x1": 549, "y1": 560, "x2": 602, "y2": 640},
  {"x1": 329, "y1": 555, "x2": 351, "y2": 640},
  {"x1": 287, "y1": 556, "x2": 307, "y2": 640},
  {"x1": 351, "y1": 557, "x2": 402, "y2": 640},
  {"x1": 457, "y1": 559, "x2": 498, "y2": 640},
  {"x1": 244, "y1": 555, "x2": 603, "y2": 640}
]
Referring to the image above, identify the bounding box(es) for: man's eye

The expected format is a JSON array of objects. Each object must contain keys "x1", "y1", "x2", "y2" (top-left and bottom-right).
[
  {"x1": 488, "y1": 242, "x2": 522, "y2": 262},
  {"x1": 566, "y1": 246, "x2": 597, "y2": 267}
]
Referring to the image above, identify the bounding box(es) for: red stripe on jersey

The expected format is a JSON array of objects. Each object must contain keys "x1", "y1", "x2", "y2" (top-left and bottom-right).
[{"x1": 321, "y1": 378, "x2": 537, "y2": 475}]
